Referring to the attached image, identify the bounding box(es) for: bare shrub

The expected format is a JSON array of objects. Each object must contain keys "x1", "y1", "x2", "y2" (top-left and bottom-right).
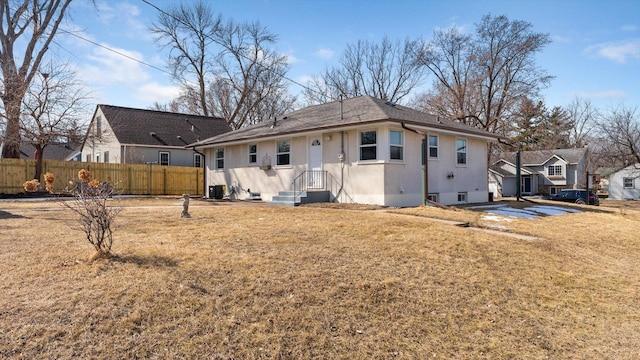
[{"x1": 61, "y1": 169, "x2": 121, "y2": 256}]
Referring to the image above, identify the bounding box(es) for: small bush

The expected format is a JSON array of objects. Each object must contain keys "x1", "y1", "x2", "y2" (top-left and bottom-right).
[{"x1": 61, "y1": 169, "x2": 121, "y2": 256}]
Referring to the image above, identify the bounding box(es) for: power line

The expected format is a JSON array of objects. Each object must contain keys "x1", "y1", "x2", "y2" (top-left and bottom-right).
[{"x1": 57, "y1": 29, "x2": 174, "y2": 79}]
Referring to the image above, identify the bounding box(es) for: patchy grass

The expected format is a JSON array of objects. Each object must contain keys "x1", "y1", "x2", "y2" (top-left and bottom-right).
[{"x1": 1, "y1": 198, "x2": 639, "y2": 358}]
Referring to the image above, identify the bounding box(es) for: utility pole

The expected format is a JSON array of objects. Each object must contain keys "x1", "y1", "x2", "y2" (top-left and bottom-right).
[{"x1": 516, "y1": 146, "x2": 521, "y2": 201}]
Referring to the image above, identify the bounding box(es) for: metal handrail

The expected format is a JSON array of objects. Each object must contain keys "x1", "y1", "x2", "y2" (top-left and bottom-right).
[{"x1": 292, "y1": 170, "x2": 353, "y2": 204}]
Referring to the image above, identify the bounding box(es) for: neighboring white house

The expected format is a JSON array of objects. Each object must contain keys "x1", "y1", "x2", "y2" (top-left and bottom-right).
[
  {"x1": 80, "y1": 105, "x2": 231, "y2": 167},
  {"x1": 189, "y1": 95, "x2": 501, "y2": 207},
  {"x1": 608, "y1": 164, "x2": 640, "y2": 200},
  {"x1": 490, "y1": 148, "x2": 589, "y2": 197}
]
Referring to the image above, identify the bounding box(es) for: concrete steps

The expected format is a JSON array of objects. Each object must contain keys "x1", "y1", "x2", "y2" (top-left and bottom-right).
[{"x1": 267, "y1": 190, "x2": 330, "y2": 206}]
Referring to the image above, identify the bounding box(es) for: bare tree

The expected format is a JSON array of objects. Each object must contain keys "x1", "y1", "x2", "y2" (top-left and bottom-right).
[
  {"x1": 0, "y1": 0, "x2": 73, "y2": 158},
  {"x1": 206, "y1": 20, "x2": 294, "y2": 129},
  {"x1": 416, "y1": 14, "x2": 553, "y2": 135},
  {"x1": 20, "y1": 61, "x2": 90, "y2": 182},
  {"x1": 566, "y1": 97, "x2": 599, "y2": 148},
  {"x1": 151, "y1": 1, "x2": 293, "y2": 129},
  {"x1": 598, "y1": 104, "x2": 640, "y2": 167},
  {"x1": 304, "y1": 37, "x2": 426, "y2": 105},
  {"x1": 150, "y1": 0, "x2": 220, "y2": 117}
]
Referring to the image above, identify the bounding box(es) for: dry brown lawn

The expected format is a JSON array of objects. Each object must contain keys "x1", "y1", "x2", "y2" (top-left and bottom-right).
[{"x1": 1, "y1": 197, "x2": 639, "y2": 358}]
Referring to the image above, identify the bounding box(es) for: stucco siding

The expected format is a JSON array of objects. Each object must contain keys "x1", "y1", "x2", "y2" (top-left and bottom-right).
[{"x1": 203, "y1": 125, "x2": 493, "y2": 206}]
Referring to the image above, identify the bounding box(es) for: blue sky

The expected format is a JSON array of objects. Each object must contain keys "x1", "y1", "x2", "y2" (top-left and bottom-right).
[{"x1": 55, "y1": 0, "x2": 640, "y2": 116}]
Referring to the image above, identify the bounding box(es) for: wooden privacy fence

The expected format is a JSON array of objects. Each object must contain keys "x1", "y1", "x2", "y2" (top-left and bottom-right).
[{"x1": 0, "y1": 159, "x2": 204, "y2": 196}]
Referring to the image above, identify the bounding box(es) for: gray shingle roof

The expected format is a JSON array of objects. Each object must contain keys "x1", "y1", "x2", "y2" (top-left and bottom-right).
[
  {"x1": 191, "y1": 95, "x2": 499, "y2": 147},
  {"x1": 504, "y1": 148, "x2": 587, "y2": 165},
  {"x1": 97, "y1": 105, "x2": 232, "y2": 147},
  {"x1": 19, "y1": 142, "x2": 80, "y2": 160}
]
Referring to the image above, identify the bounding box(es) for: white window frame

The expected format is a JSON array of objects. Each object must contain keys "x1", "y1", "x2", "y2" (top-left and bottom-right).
[
  {"x1": 359, "y1": 130, "x2": 377, "y2": 161},
  {"x1": 429, "y1": 135, "x2": 439, "y2": 159},
  {"x1": 427, "y1": 193, "x2": 439, "y2": 203},
  {"x1": 159, "y1": 151, "x2": 170, "y2": 166},
  {"x1": 623, "y1": 177, "x2": 634, "y2": 189},
  {"x1": 214, "y1": 148, "x2": 224, "y2": 170},
  {"x1": 248, "y1": 144, "x2": 258, "y2": 165},
  {"x1": 276, "y1": 139, "x2": 291, "y2": 166},
  {"x1": 548, "y1": 165, "x2": 563, "y2": 176},
  {"x1": 457, "y1": 192, "x2": 467, "y2": 203},
  {"x1": 389, "y1": 130, "x2": 404, "y2": 161},
  {"x1": 194, "y1": 153, "x2": 203, "y2": 168},
  {"x1": 550, "y1": 187, "x2": 559, "y2": 195},
  {"x1": 96, "y1": 152, "x2": 101, "y2": 163},
  {"x1": 456, "y1": 138, "x2": 467, "y2": 165},
  {"x1": 104, "y1": 151, "x2": 109, "y2": 163}
]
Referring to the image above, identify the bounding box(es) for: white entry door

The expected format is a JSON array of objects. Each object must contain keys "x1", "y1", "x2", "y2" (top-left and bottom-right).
[{"x1": 308, "y1": 136, "x2": 323, "y2": 188}]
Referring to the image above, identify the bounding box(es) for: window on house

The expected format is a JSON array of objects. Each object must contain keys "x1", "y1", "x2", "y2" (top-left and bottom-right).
[
  {"x1": 360, "y1": 130, "x2": 377, "y2": 161},
  {"x1": 194, "y1": 153, "x2": 202, "y2": 167},
  {"x1": 548, "y1": 165, "x2": 563, "y2": 176},
  {"x1": 389, "y1": 130, "x2": 403, "y2": 160},
  {"x1": 214, "y1": 148, "x2": 224, "y2": 169},
  {"x1": 427, "y1": 193, "x2": 439, "y2": 203},
  {"x1": 96, "y1": 115, "x2": 102, "y2": 136},
  {"x1": 550, "y1": 187, "x2": 559, "y2": 195},
  {"x1": 429, "y1": 135, "x2": 438, "y2": 159},
  {"x1": 276, "y1": 140, "x2": 290, "y2": 166},
  {"x1": 248, "y1": 144, "x2": 257, "y2": 164},
  {"x1": 86, "y1": 154, "x2": 91, "y2": 162},
  {"x1": 624, "y1": 177, "x2": 634, "y2": 189},
  {"x1": 456, "y1": 139, "x2": 467, "y2": 165},
  {"x1": 457, "y1": 192, "x2": 467, "y2": 203},
  {"x1": 159, "y1": 151, "x2": 170, "y2": 166},
  {"x1": 96, "y1": 153, "x2": 100, "y2": 163},
  {"x1": 104, "y1": 151, "x2": 109, "y2": 163}
]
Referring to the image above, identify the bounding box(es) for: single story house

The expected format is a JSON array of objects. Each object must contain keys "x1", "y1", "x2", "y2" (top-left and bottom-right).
[
  {"x1": 189, "y1": 95, "x2": 501, "y2": 207},
  {"x1": 490, "y1": 148, "x2": 589, "y2": 197},
  {"x1": 607, "y1": 164, "x2": 640, "y2": 200},
  {"x1": 80, "y1": 105, "x2": 231, "y2": 167}
]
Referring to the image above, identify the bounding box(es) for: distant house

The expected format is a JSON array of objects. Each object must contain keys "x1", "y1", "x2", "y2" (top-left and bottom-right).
[
  {"x1": 490, "y1": 148, "x2": 590, "y2": 197},
  {"x1": 607, "y1": 164, "x2": 640, "y2": 200},
  {"x1": 80, "y1": 105, "x2": 231, "y2": 167},
  {"x1": 19, "y1": 141, "x2": 81, "y2": 161},
  {"x1": 189, "y1": 95, "x2": 501, "y2": 207}
]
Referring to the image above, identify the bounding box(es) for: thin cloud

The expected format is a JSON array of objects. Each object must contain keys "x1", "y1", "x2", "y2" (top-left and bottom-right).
[
  {"x1": 135, "y1": 82, "x2": 181, "y2": 104},
  {"x1": 92, "y1": 0, "x2": 151, "y2": 41},
  {"x1": 314, "y1": 48, "x2": 335, "y2": 60},
  {"x1": 78, "y1": 45, "x2": 151, "y2": 86},
  {"x1": 551, "y1": 34, "x2": 571, "y2": 44},
  {"x1": 585, "y1": 39, "x2": 640, "y2": 63},
  {"x1": 285, "y1": 52, "x2": 302, "y2": 64},
  {"x1": 621, "y1": 25, "x2": 639, "y2": 32}
]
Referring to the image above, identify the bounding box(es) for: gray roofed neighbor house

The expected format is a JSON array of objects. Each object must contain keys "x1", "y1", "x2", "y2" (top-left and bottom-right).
[
  {"x1": 504, "y1": 148, "x2": 587, "y2": 165},
  {"x1": 190, "y1": 95, "x2": 500, "y2": 147},
  {"x1": 94, "y1": 105, "x2": 232, "y2": 147}
]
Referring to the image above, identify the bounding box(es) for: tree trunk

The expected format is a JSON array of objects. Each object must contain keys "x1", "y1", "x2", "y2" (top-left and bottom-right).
[
  {"x1": 1, "y1": 97, "x2": 22, "y2": 159},
  {"x1": 34, "y1": 144, "x2": 44, "y2": 182}
]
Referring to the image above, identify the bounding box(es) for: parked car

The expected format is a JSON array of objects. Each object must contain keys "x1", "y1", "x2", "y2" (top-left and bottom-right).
[{"x1": 547, "y1": 189, "x2": 600, "y2": 205}]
